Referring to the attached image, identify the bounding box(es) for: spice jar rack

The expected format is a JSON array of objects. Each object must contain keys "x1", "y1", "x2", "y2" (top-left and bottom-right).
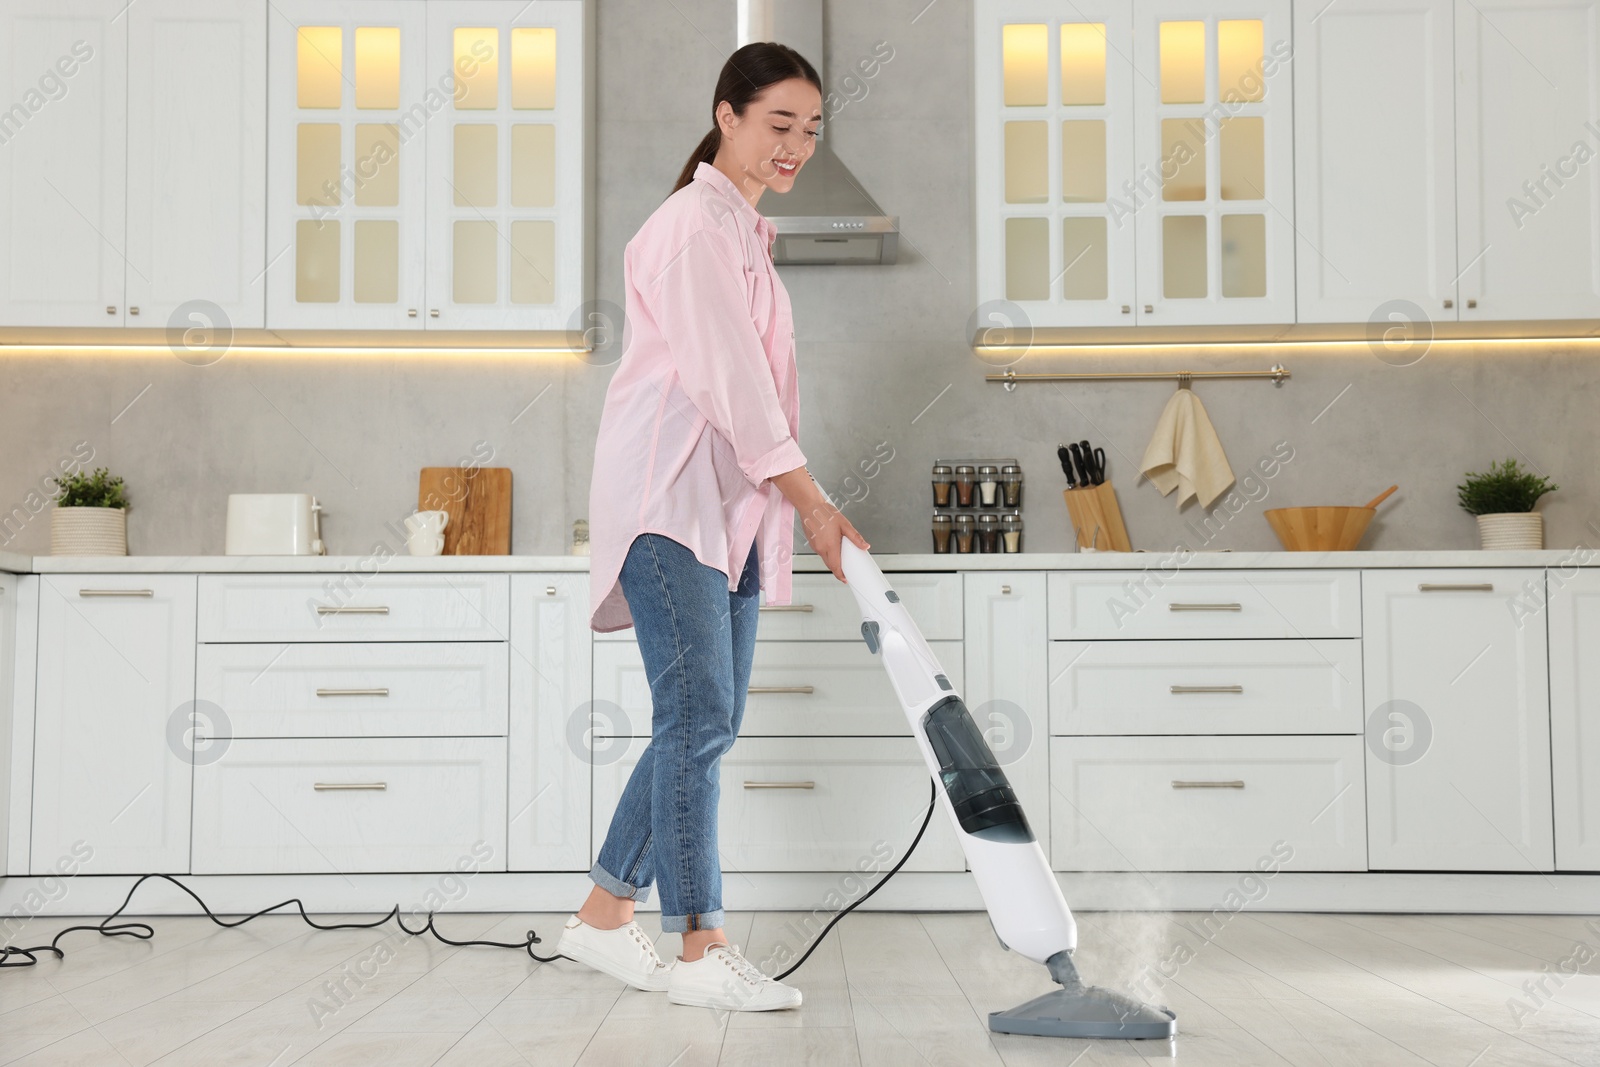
[{"x1": 931, "y1": 457, "x2": 1025, "y2": 554}]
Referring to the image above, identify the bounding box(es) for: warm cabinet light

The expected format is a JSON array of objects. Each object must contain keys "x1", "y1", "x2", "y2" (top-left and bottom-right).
[
  {"x1": 296, "y1": 26, "x2": 342, "y2": 108},
  {"x1": 1060, "y1": 23, "x2": 1106, "y2": 106},
  {"x1": 355, "y1": 26, "x2": 401, "y2": 109},
  {"x1": 455, "y1": 27, "x2": 499, "y2": 108},
  {"x1": 1159, "y1": 21, "x2": 1205, "y2": 104},
  {"x1": 971, "y1": 336, "x2": 1600, "y2": 354},
  {"x1": 512, "y1": 27, "x2": 557, "y2": 109},
  {"x1": 1001, "y1": 23, "x2": 1048, "y2": 106},
  {"x1": 0, "y1": 345, "x2": 592, "y2": 359}
]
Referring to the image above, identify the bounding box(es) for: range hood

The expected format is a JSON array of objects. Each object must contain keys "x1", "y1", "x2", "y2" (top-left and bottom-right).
[{"x1": 737, "y1": 0, "x2": 899, "y2": 265}]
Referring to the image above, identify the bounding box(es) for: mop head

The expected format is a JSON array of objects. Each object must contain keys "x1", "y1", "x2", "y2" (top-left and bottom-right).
[{"x1": 988, "y1": 950, "x2": 1177, "y2": 1040}]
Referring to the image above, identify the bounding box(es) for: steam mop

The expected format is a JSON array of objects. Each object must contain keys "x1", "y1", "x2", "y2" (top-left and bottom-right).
[{"x1": 839, "y1": 540, "x2": 1177, "y2": 1040}]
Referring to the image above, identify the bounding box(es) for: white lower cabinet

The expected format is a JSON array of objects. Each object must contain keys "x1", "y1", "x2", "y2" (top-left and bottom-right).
[
  {"x1": 192, "y1": 736, "x2": 506, "y2": 874},
  {"x1": 1362, "y1": 570, "x2": 1553, "y2": 871},
  {"x1": 196, "y1": 641, "x2": 509, "y2": 737},
  {"x1": 31, "y1": 575, "x2": 197, "y2": 874},
  {"x1": 1050, "y1": 735, "x2": 1367, "y2": 871},
  {"x1": 0, "y1": 574, "x2": 16, "y2": 872},
  {"x1": 1050, "y1": 639, "x2": 1363, "y2": 735},
  {"x1": 963, "y1": 572, "x2": 1049, "y2": 845},
  {"x1": 595, "y1": 638, "x2": 962, "y2": 738},
  {"x1": 508, "y1": 574, "x2": 591, "y2": 872},
  {"x1": 1548, "y1": 569, "x2": 1600, "y2": 870},
  {"x1": 198, "y1": 573, "x2": 510, "y2": 642},
  {"x1": 594, "y1": 736, "x2": 965, "y2": 872},
  {"x1": 1047, "y1": 570, "x2": 1361, "y2": 640},
  {"x1": 11, "y1": 561, "x2": 1596, "y2": 886}
]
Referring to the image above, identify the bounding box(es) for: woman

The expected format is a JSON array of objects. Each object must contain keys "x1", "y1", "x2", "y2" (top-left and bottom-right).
[{"x1": 557, "y1": 43, "x2": 871, "y2": 1012}]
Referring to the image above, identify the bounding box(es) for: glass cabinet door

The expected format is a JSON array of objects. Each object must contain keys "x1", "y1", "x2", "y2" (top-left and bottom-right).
[
  {"x1": 976, "y1": 2, "x2": 1135, "y2": 329},
  {"x1": 266, "y1": 1, "x2": 426, "y2": 330},
  {"x1": 1132, "y1": 0, "x2": 1294, "y2": 325},
  {"x1": 424, "y1": 0, "x2": 586, "y2": 331}
]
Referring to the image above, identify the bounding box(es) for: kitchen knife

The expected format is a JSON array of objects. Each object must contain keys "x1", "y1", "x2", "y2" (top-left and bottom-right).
[
  {"x1": 1057, "y1": 443, "x2": 1077, "y2": 488},
  {"x1": 1068, "y1": 443, "x2": 1094, "y2": 487}
]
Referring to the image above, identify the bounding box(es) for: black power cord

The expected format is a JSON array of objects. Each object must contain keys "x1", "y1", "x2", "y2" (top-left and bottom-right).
[
  {"x1": 0, "y1": 778, "x2": 939, "y2": 980},
  {"x1": 774, "y1": 776, "x2": 937, "y2": 980}
]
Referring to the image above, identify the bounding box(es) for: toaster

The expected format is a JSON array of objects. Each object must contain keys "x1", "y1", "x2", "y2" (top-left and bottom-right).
[{"x1": 225, "y1": 494, "x2": 326, "y2": 555}]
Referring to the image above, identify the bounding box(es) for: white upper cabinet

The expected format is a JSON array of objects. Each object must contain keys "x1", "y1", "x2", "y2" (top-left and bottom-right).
[
  {"x1": 975, "y1": 0, "x2": 1293, "y2": 329},
  {"x1": 975, "y1": 2, "x2": 1136, "y2": 327},
  {"x1": 1293, "y1": 0, "x2": 1458, "y2": 324},
  {"x1": 1131, "y1": 0, "x2": 1295, "y2": 325},
  {"x1": 266, "y1": 0, "x2": 590, "y2": 332},
  {"x1": 1456, "y1": 0, "x2": 1600, "y2": 321},
  {"x1": 127, "y1": 0, "x2": 267, "y2": 332},
  {"x1": 0, "y1": 1, "x2": 265, "y2": 331},
  {"x1": 0, "y1": 2, "x2": 128, "y2": 327},
  {"x1": 266, "y1": 1, "x2": 429, "y2": 330},
  {"x1": 424, "y1": 1, "x2": 589, "y2": 330}
]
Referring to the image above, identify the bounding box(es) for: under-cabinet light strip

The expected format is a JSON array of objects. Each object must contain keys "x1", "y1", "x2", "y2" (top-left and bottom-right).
[
  {"x1": 973, "y1": 335, "x2": 1600, "y2": 354},
  {"x1": 0, "y1": 345, "x2": 593, "y2": 358}
]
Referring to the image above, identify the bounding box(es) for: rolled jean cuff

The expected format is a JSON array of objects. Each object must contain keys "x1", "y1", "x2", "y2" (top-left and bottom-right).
[
  {"x1": 660, "y1": 908, "x2": 726, "y2": 935},
  {"x1": 589, "y1": 862, "x2": 652, "y2": 905}
]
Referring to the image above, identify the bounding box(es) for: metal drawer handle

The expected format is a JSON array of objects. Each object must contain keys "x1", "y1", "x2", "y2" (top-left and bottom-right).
[
  {"x1": 315, "y1": 605, "x2": 391, "y2": 615},
  {"x1": 313, "y1": 782, "x2": 388, "y2": 791},
  {"x1": 1168, "y1": 602, "x2": 1242, "y2": 612},
  {"x1": 748, "y1": 685, "x2": 815, "y2": 695},
  {"x1": 79, "y1": 588, "x2": 154, "y2": 597},
  {"x1": 316, "y1": 687, "x2": 390, "y2": 698},
  {"x1": 1417, "y1": 583, "x2": 1494, "y2": 592},
  {"x1": 1171, "y1": 780, "x2": 1245, "y2": 789},
  {"x1": 744, "y1": 781, "x2": 816, "y2": 790},
  {"x1": 1170, "y1": 685, "x2": 1244, "y2": 694},
  {"x1": 759, "y1": 603, "x2": 814, "y2": 612}
]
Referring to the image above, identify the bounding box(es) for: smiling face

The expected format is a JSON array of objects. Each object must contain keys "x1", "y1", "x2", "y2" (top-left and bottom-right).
[{"x1": 713, "y1": 77, "x2": 823, "y2": 204}]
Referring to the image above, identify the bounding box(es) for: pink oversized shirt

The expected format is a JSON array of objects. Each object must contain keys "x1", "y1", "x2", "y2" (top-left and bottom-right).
[{"x1": 587, "y1": 161, "x2": 808, "y2": 633}]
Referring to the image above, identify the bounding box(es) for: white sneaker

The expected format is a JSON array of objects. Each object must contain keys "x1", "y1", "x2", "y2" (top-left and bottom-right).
[
  {"x1": 667, "y1": 942, "x2": 802, "y2": 1011},
  {"x1": 555, "y1": 915, "x2": 673, "y2": 992}
]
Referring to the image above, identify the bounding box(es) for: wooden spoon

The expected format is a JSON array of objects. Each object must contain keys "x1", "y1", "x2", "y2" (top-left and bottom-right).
[{"x1": 1362, "y1": 485, "x2": 1398, "y2": 510}]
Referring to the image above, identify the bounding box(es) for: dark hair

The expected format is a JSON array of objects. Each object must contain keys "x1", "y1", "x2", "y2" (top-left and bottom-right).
[{"x1": 671, "y1": 42, "x2": 821, "y2": 195}]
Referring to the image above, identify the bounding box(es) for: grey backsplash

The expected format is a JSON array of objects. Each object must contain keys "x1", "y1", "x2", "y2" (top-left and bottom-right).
[{"x1": 3, "y1": 0, "x2": 1597, "y2": 559}]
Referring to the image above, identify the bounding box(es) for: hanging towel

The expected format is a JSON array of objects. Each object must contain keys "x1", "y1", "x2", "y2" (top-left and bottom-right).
[{"x1": 1139, "y1": 388, "x2": 1236, "y2": 509}]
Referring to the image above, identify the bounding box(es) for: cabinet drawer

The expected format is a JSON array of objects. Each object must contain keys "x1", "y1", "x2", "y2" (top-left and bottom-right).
[
  {"x1": 198, "y1": 574, "x2": 509, "y2": 642},
  {"x1": 1047, "y1": 570, "x2": 1360, "y2": 639},
  {"x1": 193, "y1": 737, "x2": 506, "y2": 874},
  {"x1": 197, "y1": 643, "x2": 508, "y2": 737},
  {"x1": 594, "y1": 736, "x2": 965, "y2": 871},
  {"x1": 1049, "y1": 639, "x2": 1362, "y2": 735},
  {"x1": 594, "y1": 639, "x2": 962, "y2": 737},
  {"x1": 595, "y1": 570, "x2": 962, "y2": 642},
  {"x1": 1050, "y1": 736, "x2": 1366, "y2": 871}
]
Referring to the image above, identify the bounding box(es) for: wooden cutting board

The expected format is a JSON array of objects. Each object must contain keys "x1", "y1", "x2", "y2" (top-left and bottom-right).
[{"x1": 418, "y1": 467, "x2": 511, "y2": 555}]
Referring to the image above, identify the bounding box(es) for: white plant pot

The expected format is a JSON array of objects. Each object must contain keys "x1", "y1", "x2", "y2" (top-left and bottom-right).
[
  {"x1": 51, "y1": 506, "x2": 128, "y2": 556},
  {"x1": 1476, "y1": 512, "x2": 1543, "y2": 551}
]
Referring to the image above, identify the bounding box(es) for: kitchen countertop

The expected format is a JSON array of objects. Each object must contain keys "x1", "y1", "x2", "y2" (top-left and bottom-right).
[{"x1": 1, "y1": 547, "x2": 1596, "y2": 573}]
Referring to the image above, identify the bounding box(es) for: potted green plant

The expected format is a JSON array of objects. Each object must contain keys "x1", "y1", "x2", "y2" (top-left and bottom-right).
[
  {"x1": 1457, "y1": 458, "x2": 1557, "y2": 550},
  {"x1": 49, "y1": 467, "x2": 130, "y2": 556}
]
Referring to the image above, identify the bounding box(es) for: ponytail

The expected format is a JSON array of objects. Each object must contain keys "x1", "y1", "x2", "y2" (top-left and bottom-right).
[{"x1": 671, "y1": 127, "x2": 721, "y2": 196}]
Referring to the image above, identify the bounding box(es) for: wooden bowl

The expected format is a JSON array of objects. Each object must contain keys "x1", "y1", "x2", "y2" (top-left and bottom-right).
[{"x1": 1264, "y1": 506, "x2": 1375, "y2": 551}]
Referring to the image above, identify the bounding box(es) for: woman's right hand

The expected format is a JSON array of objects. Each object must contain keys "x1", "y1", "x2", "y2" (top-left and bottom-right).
[
  {"x1": 799, "y1": 495, "x2": 870, "y2": 583},
  {"x1": 770, "y1": 465, "x2": 870, "y2": 583}
]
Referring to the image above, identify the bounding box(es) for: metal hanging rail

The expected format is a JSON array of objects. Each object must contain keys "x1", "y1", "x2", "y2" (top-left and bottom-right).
[{"x1": 986, "y1": 364, "x2": 1290, "y2": 390}]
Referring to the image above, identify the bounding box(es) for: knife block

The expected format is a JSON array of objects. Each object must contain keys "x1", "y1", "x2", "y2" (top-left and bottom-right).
[{"x1": 1063, "y1": 482, "x2": 1132, "y2": 551}]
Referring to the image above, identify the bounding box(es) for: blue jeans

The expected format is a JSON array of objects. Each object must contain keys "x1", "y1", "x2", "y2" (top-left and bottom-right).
[{"x1": 590, "y1": 532, "x2": 761, "y2": 933}]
